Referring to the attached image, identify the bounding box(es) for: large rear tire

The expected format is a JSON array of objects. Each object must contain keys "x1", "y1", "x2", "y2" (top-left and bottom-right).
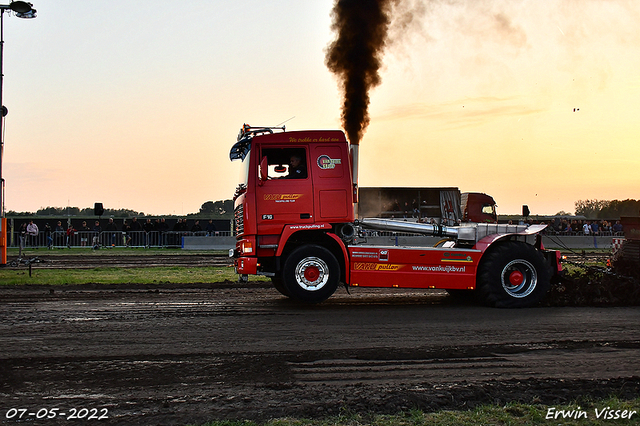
[
  {"x1": 282, "y1": 245, "x2": 340, "y2": 303},
  {"x1": 477, "y1": 241, "x2": 551, "y2": 308}
]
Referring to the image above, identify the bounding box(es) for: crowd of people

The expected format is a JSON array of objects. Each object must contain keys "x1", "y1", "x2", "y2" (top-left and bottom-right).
[
  {"x1": 535, "y1": 218, "x2": 625, "y2": 236},
  {"x1": 14, "y1": 217, "x2": 222, "y2": 250}
]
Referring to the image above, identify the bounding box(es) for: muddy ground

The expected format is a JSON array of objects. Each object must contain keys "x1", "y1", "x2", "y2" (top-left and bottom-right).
[{"x1": 1, "y1": 253, "x2": 639, "y2": 425}]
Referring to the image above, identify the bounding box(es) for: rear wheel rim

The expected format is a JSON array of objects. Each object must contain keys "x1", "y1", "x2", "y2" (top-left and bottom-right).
[
  {"x1": 501, "y1": 259, "x2": 537, "y2": 298},
  {"x1": 295, "y1": 257, "x2": 329, "y2": 291}
]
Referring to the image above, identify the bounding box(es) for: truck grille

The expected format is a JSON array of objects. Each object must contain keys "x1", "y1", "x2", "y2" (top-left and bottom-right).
[{"x1": 234, "y1": 204, "x2": 244, "y2": 235}]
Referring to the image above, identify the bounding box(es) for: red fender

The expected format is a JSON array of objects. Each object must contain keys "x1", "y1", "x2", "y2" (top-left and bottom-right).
[
  {"x1": 474, "y1": 224, "x2": 548, "y2": 253},
  {"x1": 275, "y1": 223, "x2": 350, "y2": 279}
]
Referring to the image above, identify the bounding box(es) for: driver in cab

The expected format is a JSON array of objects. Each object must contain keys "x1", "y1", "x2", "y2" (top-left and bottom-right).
[{"x1": 285, "y1": 155, "x2": 307, "y2": 179}]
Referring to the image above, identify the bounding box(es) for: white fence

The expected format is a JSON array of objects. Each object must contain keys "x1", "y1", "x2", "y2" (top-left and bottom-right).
[{"x1": 11, "y1": 230, "x2": 233, "y2": 249}]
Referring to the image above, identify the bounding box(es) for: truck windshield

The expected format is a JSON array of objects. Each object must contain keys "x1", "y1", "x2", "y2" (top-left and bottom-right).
[{"x1": 482, "y1": 204, "x2": 497, "y2": 219}]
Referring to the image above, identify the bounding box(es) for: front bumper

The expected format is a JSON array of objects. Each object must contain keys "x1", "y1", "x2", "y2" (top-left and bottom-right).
[{"x1": 235, "y1": 256, "x2": 258, "y2": 275}]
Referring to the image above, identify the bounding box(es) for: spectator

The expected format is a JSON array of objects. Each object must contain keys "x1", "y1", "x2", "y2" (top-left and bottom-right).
[
  {"x1": 92, "y1": 221, "x2": 102, "y2": 249},
  {"x1": 122, "y1": 219, "x2": 132, "y2": 247},
  {"x1": 105, "y1": 218, "x2": 118, "y2": 247},
  {"x1": 129, "y1": 217, "x2": 142, "y2": 246},
  {"x1": 173, "y1": 218, "x2": 188, "y2": 233},
  {"x1": 572, "y1": 220, "x2": 580, "y2": 235},
  {"x1": 206, "y1": 219, "x2": 217, "y2": 236},
  {"x1": 590, "y1": 221, "x2": 599, "y2": 235},
  {"x1": 18, "y1": 222, "x2": 27, "y2": 251},
  {"x1": 583, "y1": 221, "x2": 590, "y2": 235},
  {"x1": 66, "y1": 224, "x2": 76, "y2": 248},
  {"x1": 79, "y1": 221, "x2": 90, "y2": 247},
  {"x1": 157, "y1": 218, "x2": 169, "y2": 246},
  {"x1": 412, "y1": 199, "x2": 419, "y2": 218},
  {"x1": 26, "y1": 220, "x2": 39, "y2": 247},
  {"x1": 143, "y1": 219, "x2": 155, "y2": 248},
  {"x1": 613, "y1": 220, "x2": 624, "y2": 234},
  {"x1": 44, "y1": 223, "x2": 53, "y2": 249},
  {"x1": 55, "y1": 221, "x2": 65, "y2": 247},
  {"x1": 191, "y1": 220, "x2": 202, "y2": 234}
]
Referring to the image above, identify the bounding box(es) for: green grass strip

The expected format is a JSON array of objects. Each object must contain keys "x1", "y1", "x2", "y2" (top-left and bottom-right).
[
  {"x1": 0, "y1": 266, "x2": 269, "y2": 286},
  {"x1": 195, "y1": 397, "x2": 640, "y2": 425}
]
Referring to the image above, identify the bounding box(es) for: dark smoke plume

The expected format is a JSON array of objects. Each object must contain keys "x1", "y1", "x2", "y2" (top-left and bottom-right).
[{"x1": 325, "y1": 0, "x2": 395, "y2": 145}]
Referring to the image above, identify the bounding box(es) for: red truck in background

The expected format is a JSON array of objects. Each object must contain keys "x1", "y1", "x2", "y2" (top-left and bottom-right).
[{"x1": 230, "y1": 125, "x2": 561, "y2": 308}]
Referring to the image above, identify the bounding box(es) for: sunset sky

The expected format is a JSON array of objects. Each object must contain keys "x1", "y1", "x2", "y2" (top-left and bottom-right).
[{"x1": 3, "y1": 0, "x2": 639, "y2": 216}]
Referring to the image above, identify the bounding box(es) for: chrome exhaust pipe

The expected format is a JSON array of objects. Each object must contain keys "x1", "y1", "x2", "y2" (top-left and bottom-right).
[{"x1": 359, "y1": 218, "x2": 460, "y2": 238}]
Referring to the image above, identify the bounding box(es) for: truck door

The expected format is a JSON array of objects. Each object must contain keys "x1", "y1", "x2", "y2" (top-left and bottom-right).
[{"x1": 255, "y1": 146, "x2": 314, "y2": 234}]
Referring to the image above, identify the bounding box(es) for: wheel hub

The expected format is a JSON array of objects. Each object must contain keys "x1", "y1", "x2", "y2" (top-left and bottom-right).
[
  {"x1": 509, "y1": 270, "x2": 524, "y2": 286},
  {"x1": 295, "y1": 257, "x2": 329, "y2": 291},
  {"x1": 303, "y1": 265, "x2": 320, "y2": 282}
]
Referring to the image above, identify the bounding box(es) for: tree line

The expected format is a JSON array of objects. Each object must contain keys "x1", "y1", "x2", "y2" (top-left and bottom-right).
[
  {"x1": 574, "y1": 199, "x2": 640, "y2": 219},
  {"x1": 7, "y1": 200, "x2": 234, "y2": 220}
]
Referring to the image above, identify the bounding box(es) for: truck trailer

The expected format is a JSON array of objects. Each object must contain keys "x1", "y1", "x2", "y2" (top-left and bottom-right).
[{"x1": 229, "y1": 125, "x2": 561, "y2": 308}]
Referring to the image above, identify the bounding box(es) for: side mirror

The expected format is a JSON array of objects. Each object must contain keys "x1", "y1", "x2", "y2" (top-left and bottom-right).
[
  {"x1": 522, "y1": 205, "x2": 530, "y2": 217},
  {"x1": 259, "y1": 156, "x2": 268, "y2": 186}
]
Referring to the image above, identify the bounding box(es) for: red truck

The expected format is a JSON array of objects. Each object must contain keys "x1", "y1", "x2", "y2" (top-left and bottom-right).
[{"x1": 230, "y1": 125, "x2": 561, "y2": 308}]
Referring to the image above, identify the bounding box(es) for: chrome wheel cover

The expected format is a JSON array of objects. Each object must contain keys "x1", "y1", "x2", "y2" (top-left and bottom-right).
[
  {"x1": 294, "y1": 256, "x2": 329, "y2": 291},
  {"x1": 500, "y1": 259, "x2": 537, "y2": 298}
]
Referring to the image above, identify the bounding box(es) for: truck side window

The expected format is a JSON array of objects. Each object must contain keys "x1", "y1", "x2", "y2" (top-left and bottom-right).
[{"x1": 262, "y1": 148, "x2": 307, "y2": 180}]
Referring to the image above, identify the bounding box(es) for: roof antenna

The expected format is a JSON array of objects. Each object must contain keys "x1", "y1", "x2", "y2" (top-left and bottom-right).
[{"x1": 275, "y1": 116, "x2": 295, "y2": 129}]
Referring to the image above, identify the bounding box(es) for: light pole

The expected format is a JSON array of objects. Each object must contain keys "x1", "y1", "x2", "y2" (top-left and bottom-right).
[{"x1": 0, "y1": 1, "x2": 36, "y2": 266}]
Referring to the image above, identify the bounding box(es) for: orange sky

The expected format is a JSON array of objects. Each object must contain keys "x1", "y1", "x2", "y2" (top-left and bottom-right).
[{"x1": 3, "y1": 0, "x2": 639, "y2": 216}]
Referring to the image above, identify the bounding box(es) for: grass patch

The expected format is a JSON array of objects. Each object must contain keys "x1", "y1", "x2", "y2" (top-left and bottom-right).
[
  {"x1": 0, "y1": 266, "x2": 269, "y2": 286},
  {"x1": 195, "y1": 397, "x2": 640, "y2": 425}
]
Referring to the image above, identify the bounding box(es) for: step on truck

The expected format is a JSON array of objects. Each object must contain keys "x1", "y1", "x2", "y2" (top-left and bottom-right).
[{"x1": 229, "y1": 124, "x2": 562, "y2": 308}]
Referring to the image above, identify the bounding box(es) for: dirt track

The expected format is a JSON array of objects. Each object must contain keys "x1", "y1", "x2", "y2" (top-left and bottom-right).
[{"x1": 1, "y1": 255, "x2": 640, "y2": 425}]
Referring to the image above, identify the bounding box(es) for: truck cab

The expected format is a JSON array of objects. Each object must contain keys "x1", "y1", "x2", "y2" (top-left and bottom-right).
[
  {"x1": 461, "y1": 192, "x2": 497, "y2": 223},
  {"x1": 231, "y1": 125, "x2": 355, "y2": 280}
]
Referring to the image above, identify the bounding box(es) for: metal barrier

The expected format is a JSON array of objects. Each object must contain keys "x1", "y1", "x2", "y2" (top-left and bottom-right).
[
  {"x1": 9, "y1": 230, "x2": 233, "y2": 249},
  {"x1": 8, "y1": 228, "x2": 626, "y2": 249}
]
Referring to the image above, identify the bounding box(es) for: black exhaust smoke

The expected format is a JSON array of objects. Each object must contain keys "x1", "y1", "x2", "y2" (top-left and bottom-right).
[{"x1": 325, "y1": 0, "x2": 395, "y2": 145}]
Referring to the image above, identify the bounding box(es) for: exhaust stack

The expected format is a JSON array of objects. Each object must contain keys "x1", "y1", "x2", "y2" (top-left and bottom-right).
[
  {"x1": 351, "y1": 144, "x2": 359, "y2": 217},
  {"x1": 351, "y1": 144, "x2": 359, "y2": 188}
]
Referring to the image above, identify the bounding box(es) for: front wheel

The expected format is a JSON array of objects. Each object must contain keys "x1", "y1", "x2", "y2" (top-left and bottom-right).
[
  {"x1": 282, "y1": 245, "x2": 340, "y2": 303},
  {"x1": 477, "y1": 241, "x2": 551, "y2": 308}
]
